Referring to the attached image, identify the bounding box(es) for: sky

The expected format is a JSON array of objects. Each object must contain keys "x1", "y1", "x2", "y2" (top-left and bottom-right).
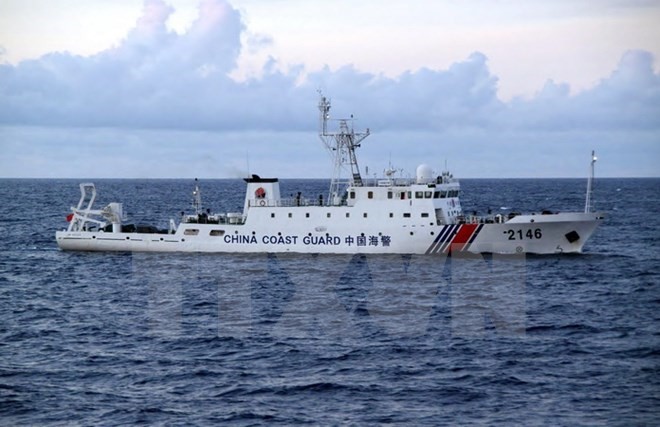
[{"x1": 0, "y1": 0, "x2": 659, "y2": 179}]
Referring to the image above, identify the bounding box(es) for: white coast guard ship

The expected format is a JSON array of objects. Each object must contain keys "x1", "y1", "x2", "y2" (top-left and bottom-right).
[{"x1": 56, "y1": 95, "x2": 604, "y2": 254}]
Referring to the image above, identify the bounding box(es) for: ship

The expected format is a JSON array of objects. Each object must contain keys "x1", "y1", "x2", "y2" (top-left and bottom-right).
[{"x1": 56, "y1": 94, "x2": 604, "y2": 254}]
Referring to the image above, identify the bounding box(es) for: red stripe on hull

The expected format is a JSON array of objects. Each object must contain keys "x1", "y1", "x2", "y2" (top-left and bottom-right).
[{"x1": 446, "y1": 224, "x2": 479, "y2": 253}]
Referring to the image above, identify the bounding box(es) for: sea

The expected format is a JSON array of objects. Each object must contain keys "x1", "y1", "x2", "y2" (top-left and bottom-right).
[{"x1": 1, "y1": 178, "x2": 658, "y2": 426}]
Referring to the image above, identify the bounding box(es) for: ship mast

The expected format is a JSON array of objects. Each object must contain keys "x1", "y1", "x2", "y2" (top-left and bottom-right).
[
  {"x1": 192, "y1": 178, "x2": 202, "y2": 214},
  {"x1": 584, "y1": 150, "x2": 597, "y2": 213},
  {"x1": 318, "y1": 92, "x2": 370, "y2": 205}
]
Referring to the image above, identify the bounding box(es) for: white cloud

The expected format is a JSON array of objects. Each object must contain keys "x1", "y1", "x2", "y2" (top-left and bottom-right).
[{"x1": 0, "y1": 0, "x2": 658, "y2": 178}]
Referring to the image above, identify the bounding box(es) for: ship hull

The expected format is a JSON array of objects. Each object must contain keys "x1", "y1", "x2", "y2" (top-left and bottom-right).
[{"x1": 56, "y1": 212, "x2": 603, "y2": 255}]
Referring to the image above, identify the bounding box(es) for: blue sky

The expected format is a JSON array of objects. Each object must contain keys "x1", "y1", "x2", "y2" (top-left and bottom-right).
[{"x1": 0, "y1": 0, "x2": 659, "y2": 178}]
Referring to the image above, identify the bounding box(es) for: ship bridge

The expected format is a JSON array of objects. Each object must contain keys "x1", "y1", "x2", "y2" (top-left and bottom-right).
[{"x1": 342, "y1": 165, "x2": 463, "y2": 225}]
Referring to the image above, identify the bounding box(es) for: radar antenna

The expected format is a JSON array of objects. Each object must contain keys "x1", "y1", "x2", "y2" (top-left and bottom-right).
[{"x1": 318, "y1": 91, "x2": 370, "y2": 205}]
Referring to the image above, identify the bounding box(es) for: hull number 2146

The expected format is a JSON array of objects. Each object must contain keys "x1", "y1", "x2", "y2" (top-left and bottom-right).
[{"x1": 505, "y1": 228, "x2": 543, "y2": 240}]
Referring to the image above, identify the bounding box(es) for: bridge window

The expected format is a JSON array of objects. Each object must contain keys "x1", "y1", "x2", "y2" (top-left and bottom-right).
[
  {"x1": 415, "y1": 191, "x2": 423, "y2": 198},
  {"x1": 425, "y1": 192, "x2": 432, "y2": 198},
  {"x1": 363, "y1": 213, "x2": 368, "y2": 218},
  {"x1": 306, "y1": 213, "x2": 310, "y2": 218},
  {"x1": 434, "y1": 191, "x2": 440, "y2": 198},
  {"x1": 271, "y1": 213, "x2": 275, "y2": 218}
]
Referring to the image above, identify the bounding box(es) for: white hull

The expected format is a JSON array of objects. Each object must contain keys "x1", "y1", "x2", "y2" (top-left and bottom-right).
[{"x1": 56, "y1": 211, "x2": 603, "y2": 255}]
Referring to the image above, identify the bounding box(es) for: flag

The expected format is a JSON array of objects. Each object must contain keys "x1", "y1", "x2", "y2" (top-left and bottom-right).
[{"x1": 66, "y1": 213, "x2": 74, "y2": 222}]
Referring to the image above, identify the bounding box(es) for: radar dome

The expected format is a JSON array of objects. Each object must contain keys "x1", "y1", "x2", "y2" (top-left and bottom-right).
[{"x1": 416, "y1": 164, "x2": 434, "y2": 184}]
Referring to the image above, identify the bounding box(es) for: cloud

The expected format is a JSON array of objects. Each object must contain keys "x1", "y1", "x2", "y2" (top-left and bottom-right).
[
  {"x1": 0, "y1": 0, "x2": 658, "y2": 178},
  {"x1": 244, "y1": 33, "x2": 274, "y2": 54},
  {"x1": 0, "y1": 0, "x2": 659, "y2": 135},
  {"x1": 586, "y1": 50, "x2": 660, "y2": 129},
  {"x1": 502, "y1": 50, "x2": 660, "y2": 132},
  {"x1": 0, "y1": 0, "x2": 246, "y2": 129}
]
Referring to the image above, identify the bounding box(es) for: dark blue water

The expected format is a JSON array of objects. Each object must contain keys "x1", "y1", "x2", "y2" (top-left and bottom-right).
[{"x1": 1, "y1": 178, "x2": 659, "y2": 425}]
